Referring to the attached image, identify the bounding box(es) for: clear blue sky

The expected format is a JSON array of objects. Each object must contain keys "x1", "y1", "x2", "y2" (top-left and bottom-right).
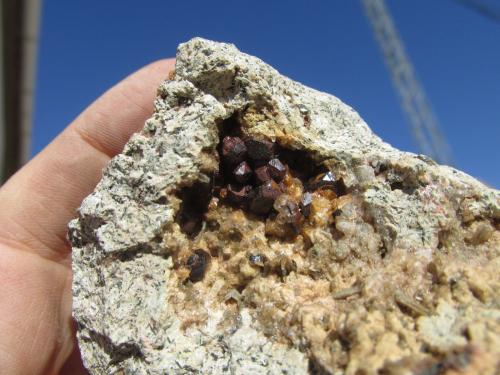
[{"x1": 33, "y1": 0, "x2": 500, "y2": 187}]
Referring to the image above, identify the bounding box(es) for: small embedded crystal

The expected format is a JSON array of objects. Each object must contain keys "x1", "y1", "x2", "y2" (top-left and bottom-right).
[
  {"x1": 268, "y1": 158, "x2": 286, "y2": 182},
  {"x1": 187, "y1": 249, "x2": 210, "y2": 282},
  {"x1": 245, "y1": 139, "x2": 275, "y2": 161},
  {"x1": 222, "y1": 136, "x2": 247, "y2": 164},
  {"x1": 308, "y1": 171, "x2": 336, "y2": 191},
  {"x1": 249, "y1": 254, "x2": 267, "y2": 267},
  {"x1": 234, "y1": 161, "x2": 252, "y2": 183},
  {"x1": 254, "y1": 165, "x2": 271, "y2": 184},
  {"x1": 250, "y1": 180, "x2": 282, "y2": 214},
  {"x1": 227, "y1": 184, "x2": 253, "y2": 204},
  {"x1": 299, "y1": 192, "x2": 313, "y2": 217}
]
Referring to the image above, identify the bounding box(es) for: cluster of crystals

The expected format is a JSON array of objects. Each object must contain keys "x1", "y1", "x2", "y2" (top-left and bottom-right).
[
  {"x1": 214, "y1": 135, "x2": 338, "y2": 234},
  {"x1": 183, "y1": 136, "x2": 341, "y2": 283},
  {"x1": 215, "y1": 136, "x2": 284, "y2": 214}
]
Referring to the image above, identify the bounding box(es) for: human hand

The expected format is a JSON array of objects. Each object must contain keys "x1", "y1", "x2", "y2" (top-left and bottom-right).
[{"x1": 0, "y1": 58, "x2": 175, "y2": 374}]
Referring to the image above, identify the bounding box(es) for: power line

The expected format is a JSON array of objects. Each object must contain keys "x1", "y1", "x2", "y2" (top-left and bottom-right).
[
  {"x1": 362, "y1": 0, "x2": 454, "y2": 165},
  {"x1": 453, "y1": 0, "x2": 500, "y2": 24}
]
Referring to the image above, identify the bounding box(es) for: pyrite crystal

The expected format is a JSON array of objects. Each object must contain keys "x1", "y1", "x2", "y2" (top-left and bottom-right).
[{"x1": 70, "y1": 38, "x2": 500, "y2": 374}]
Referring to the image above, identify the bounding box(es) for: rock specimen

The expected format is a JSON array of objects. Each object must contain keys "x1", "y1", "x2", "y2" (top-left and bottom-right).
[{"x1": 69, "y1": 38, "x2": 500, "y2": 375}]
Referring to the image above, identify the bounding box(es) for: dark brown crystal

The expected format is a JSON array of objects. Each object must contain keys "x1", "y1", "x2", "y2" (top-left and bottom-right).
[
  {"x1": 285, "y1": 201, "x2": 303, "y2": 233},
  {"x1": 187, "y1": 249, "x2": 210, "y2": 282},
  {"x1": 227, "y1": 184, "x2": 253, "y2": 204},
  {"x1": 222, "y1": 136, "x2": 247, "y2": 164},
  {"x1": 299, "y1": 192, "x2": 313, "y2": 217},
  {"x1": 268, "y1": 158, "x2": 286, "y2": 182},
  {"x1": 308, "y1": 171, "x2": 337, "y2": 191},
  {"x1": 261, "y1": 180, "x2": 283, "y2": 200},
  {"x1": 274, "y1": 196, "x2": 304, "y2": 234},
  {"x1": 249, "y1": 254, "x2": 267, "y2": 267},
  {"x1": 250, "y1": 180, "x2": 282, "y2": 214},
  {"x1": 233, "y1": 161, "x2": 252, "y2": 183},
  {"x1": 254, "y1": 165, "x2": 271, "y2": 184},
  {"x1": 277, "y1": 257, "x2": 297, "y2": 277},
  {"x1": 245, "y1": 139, "x2": 275, "y2": 161}
]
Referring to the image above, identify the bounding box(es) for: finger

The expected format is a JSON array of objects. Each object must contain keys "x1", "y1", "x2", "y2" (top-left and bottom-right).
[
  {"x1": 60, "y1": 324, "x2": 88, "y2": 375},
  {"x1": 0, "y1": 243, "x2": 72, "y2": 374},
  {"x1": 0, "y1": 59, "x2": 175, "y2": 263}
]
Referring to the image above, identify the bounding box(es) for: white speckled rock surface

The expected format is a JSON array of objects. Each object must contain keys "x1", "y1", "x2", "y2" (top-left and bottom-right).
[{"x1": 70, "y1": 38, "x2": 500, "y2": 374}]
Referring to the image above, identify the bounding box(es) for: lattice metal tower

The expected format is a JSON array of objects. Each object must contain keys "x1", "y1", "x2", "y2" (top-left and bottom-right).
[{"x1": 362, "y1": 0, "x2": 453, "y2": 165}]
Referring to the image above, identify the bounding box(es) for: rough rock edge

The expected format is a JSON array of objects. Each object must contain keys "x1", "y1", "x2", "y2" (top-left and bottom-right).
[{"x1": 69, "y1": 38, "x2": 500, "y2": 374}]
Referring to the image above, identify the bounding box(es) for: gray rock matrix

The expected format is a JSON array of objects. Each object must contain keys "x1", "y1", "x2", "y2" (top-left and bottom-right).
[{"x1": 69, "y1": 38, "x2": 500, "y2": 374}]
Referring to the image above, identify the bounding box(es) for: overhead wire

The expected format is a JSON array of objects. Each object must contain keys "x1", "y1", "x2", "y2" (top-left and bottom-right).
[{"x1": 452, "y1": 0, "x2": 500, "y2": 24}]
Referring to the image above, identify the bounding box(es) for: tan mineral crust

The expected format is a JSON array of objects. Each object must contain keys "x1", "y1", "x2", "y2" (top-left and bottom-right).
[{"x1": 69, "y1": 38, "x2": 500, "y2": 375}]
